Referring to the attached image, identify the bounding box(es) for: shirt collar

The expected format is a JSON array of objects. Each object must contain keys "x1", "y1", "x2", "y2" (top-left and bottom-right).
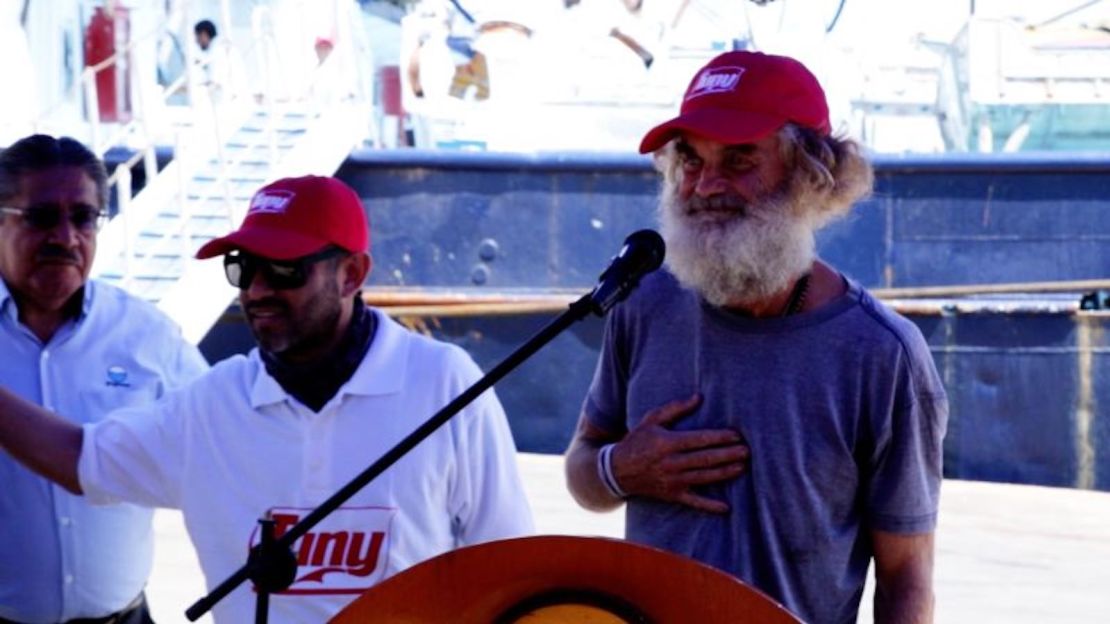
[
  {"x1": 0, "y1": 278, "x2": 13, "y2": 320},
  {"x1": 0, "y1": 276, "x2": 12, "y2": 313},
  {"x1": 0, "y1": 278, "x2": 93, "y2": 325},
  {"x1": 79, "y1": 282, "x2": 94, "y2": 318},
  {"x1": 249, "y1": 308, "x2": 409, "y2": 410}
]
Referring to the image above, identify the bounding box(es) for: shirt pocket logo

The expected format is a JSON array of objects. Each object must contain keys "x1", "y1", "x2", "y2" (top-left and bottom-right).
[{"x1": 105, "y1": 365, "x2": 130, "y2": 387}]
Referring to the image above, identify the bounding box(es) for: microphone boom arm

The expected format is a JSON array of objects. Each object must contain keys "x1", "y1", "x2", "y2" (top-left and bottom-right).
[{"x1": 185, "y1": 230, "x2": 665, "y2": 622}]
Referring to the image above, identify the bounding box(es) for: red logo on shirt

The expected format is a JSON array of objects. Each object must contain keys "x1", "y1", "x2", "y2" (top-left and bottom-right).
[{"x1": 251, "y1": 506, "x2": 397, "y2": 595}]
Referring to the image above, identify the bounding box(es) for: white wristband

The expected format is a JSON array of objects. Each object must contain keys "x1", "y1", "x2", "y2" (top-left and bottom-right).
[{"x1": 597, "y1": 443, "x2": 628, "y2": 499}]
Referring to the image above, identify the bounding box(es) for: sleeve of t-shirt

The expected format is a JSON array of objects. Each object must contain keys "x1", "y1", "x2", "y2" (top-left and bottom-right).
[
  {"x1": 581, "y1": 311, "x2": 630, "y2": 436},
  {"x1": 446, "y1": 348, "x2": 535, "y2": 544},
  {"x1": 77, "y1": 388, "x2": 190, "y2": 510},
  {"x1": 865, "y1": 342, "x2": 949, "y2": 534}
]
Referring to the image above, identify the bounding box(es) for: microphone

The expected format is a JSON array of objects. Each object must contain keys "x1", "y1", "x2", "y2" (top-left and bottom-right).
[{"x1": 589, "y1": 229, "x2": 666, "y2": 315}]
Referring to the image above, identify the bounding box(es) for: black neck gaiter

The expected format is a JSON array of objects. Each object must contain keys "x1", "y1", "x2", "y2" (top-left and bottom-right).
[{"x1": 260, "y1": 297, "x2": 377, "y2": 412}]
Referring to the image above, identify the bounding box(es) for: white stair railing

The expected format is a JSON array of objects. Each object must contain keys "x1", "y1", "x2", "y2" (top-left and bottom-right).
[{"x1": 70, "y1": 0, "x2": 374, "y2": 342}]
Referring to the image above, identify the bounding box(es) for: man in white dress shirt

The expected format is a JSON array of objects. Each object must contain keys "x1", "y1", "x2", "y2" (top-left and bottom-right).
[{"x1": 0, "y1": 134, "x2": 208, "y2": 623}]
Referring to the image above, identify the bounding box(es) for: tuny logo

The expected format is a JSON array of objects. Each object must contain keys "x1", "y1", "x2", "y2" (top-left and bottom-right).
[
  {"x1": 252, "y1": 506, "x2": 396, "y2": 594},
  {"x1": 105, "y1": 365, "x2": 130, "y2": 387},
  {"x1": 687, "y1": 66, "x2": 746, "y2": 100},
  {"x1": 249, "y1": 190, "x2": 295, "y2": 214}
]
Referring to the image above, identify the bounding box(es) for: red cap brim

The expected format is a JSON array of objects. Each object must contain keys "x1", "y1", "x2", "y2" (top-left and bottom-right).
[
  {"x1": 194, "y1": 225, "x2": 332, "y2": 260},
  {"x1": 638, "y1": 108, "x2": 785, "y2": 153}
]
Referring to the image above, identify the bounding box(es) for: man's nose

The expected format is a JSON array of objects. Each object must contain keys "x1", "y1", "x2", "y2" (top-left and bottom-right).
[
  {"x1": 693, "y1": 165, "x2": 729, "y2": 197},
  {"x1": 44, "y1": 214, "x2": 82, "y2": 245},
  {"x1": 243, "y1": 267, "x2": 276, "y2": 298}
]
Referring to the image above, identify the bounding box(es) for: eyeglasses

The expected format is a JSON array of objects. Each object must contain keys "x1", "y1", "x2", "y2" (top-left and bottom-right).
[
  {"x1": 0, "y1": 205, "x2": 107, "y2": 232},
  {"x1": 223, "y1": 247, "x2": 346, "y2": 290}
]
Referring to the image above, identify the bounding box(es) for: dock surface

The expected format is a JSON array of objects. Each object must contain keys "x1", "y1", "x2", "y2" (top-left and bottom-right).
[{"x1": 149, "y1": 453, "x2": 1110, "y2": 623}]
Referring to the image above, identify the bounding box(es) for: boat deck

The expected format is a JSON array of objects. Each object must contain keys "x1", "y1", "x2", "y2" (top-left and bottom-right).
[{"x1": 148, "y1": 453, "x2": 1110, "y2": 623}]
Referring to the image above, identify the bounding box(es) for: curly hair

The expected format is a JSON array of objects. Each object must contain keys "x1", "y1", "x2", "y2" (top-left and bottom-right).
[{"x1": 776, "y1": 124, "x2": 874, "y2": 227}]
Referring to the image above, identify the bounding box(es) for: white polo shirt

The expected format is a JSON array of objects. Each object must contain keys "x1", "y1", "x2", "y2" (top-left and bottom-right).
[
  {"x1": 78, "y1": 310, "x2": 534, "y2": 624},
  {"x1": 0, "y1": 279, "x2": 208, "y2": 623}
]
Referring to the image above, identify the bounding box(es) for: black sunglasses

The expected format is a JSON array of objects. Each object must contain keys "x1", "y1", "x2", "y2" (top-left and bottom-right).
[
  {"x1": 223, "y1": 247, "x2": 346, "y2": 290},
  {"x1": 0, "y1": 205, "x2": 107, "y2": 232}
]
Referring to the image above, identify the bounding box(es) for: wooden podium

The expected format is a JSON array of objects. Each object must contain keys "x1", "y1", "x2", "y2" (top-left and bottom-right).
[{"x1": 330, "y1": 535, "x2": 803, "y2": 623}]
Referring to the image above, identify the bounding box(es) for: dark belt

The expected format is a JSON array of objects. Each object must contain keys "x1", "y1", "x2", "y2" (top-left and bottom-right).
[
  {"x1": 0, "y1": 593, "x2": 148, "y2": 624},
  {"x1": 64, "y1": 594, "x2": 147, "y2": 624}
]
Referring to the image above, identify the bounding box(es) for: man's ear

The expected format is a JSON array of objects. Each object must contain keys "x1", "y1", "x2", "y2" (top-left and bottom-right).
[{"x1": 339, "y1": 252, "x2": 372, "y2": 297}]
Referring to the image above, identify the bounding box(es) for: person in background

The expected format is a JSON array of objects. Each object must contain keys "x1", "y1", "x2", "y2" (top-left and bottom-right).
[
  {"x1": 0, "y1": 134, "x2": 208, "y2": 623},
  {"x1": 565, "y1": 51, "x2": 948, "y2": 624},
  {"x1": 0, "y1": 175, "x2": 534, "y2": 623},
  {"x1": 193, "y1": 19, "x2": 216, "y2": 51},
  {"x1": 191, "y1": 18, "x2": 233, "y2": 101}
]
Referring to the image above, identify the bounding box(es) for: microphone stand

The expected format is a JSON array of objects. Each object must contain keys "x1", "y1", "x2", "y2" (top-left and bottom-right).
[
  {"x1": 186, "y1": 293, "x2": 602, "y2": 622},
  {"x1": 187, "y1": 227, "x2": 663, "y2": 622}
]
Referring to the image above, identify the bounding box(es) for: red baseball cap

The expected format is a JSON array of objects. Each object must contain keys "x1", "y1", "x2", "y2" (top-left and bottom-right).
[
  {"x1": 639, "y1": 51, "x2": 831, "y2": 154},
  {"x1": 195, "y1": 176, "x2": 369, "y2": 260}
]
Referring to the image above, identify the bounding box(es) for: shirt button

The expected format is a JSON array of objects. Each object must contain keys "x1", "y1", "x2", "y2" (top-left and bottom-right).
[
  {"x1": 60, "y1": 517, "x2": 72, "y2": 526},
  {"x1": 64, "y1": 574, "x2": 74, "y2": 584}
]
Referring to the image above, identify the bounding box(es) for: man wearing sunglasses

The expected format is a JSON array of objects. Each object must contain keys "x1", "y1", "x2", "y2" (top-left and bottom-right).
[
  {"x1": 0, "y1": 175, "x2": 534, "y2": 623},
  {"x1": 0, "y1": 134, "x2": 209, "y2": 624}
]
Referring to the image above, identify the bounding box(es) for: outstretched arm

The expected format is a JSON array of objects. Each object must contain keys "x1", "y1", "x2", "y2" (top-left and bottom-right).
[
  {"x1": 565, "y1": 394, "x2": 749, "y2": 513},
  {"x1": 0, "y1": 387, "x2": 84, "y2": 494}
]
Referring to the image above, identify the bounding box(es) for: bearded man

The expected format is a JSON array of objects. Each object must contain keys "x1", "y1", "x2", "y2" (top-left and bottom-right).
[{"x1": 565, "y1": 51, "x2": 948, "y2": 624}]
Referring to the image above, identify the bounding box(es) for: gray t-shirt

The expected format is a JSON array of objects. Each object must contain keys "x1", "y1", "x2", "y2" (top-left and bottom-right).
[{"x1": 585, "y1": 270, "x2": 948, "y2": 624}]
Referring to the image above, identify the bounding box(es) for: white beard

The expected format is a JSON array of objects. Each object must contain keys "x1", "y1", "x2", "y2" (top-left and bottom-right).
[{"x1": 659, "y1": 187, "x2": 817, "y2": 308}]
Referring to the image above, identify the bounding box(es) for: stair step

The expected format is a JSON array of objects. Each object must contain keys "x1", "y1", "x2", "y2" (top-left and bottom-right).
[
  {"x1": 132, "y1": 232, "x2": 213, "y2": 256},
  {"x1": 224, "y1": 137, "x2": 299, "y2": 150},
  {"x1": 193, "y1": 160, "x2": 273, "y2": 180},
  {"x1": 231, "y1": 125, "x2": 306, "y2": 138},
  {"x1": 97, "y1": 254, "x2": 185, "y2": 279},
  {"x1": 186, "y1": 178, "x2": 266, "y2": 195},
  {"x1": 188, "y1": 177, "x2": 268, "y2": 190},
  {"x1": 243, "y1": 111, "x2": 313, "y2": 130},
  {"x1": 97, "y1": 98, "x2": 355, "y2": 325},
  {"x1": 231, "y1": 126, "x2": 308, "y2": 140},
  {"x1": 186, "y1": 178, "x2": 263, "y2": 199},
  {"x1": 131, "y1": 276, "x2": 176, "y2": 303},
  {"x1": 251, "y1": 109, "x2": 309, "y2": 119},
  {"x1": 195, "y1": 158, "x2": 273, "y2": 173},
  {"x1": 154, "y1": 205, "x2": 235, "y2": 220},
  {"x1": 144, "y1": 213, "x2": 233, "y2": 237},
  {"x1": 218, "y1": 144, "x2": 294, "y2": 159},
  {"x1": 96, "y1": 274, "x2": 125, "y2": 287},
  {"x1": 170, "y1": 200, "x2": 240, "y2": 219},
  {"x1": 241, "y1": 119, "x2": 314, "y2": 133}
]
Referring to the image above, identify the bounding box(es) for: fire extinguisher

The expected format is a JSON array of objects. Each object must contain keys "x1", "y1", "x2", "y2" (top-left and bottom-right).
[{"x1": 84, "y1": 5, "x2": 132, "y2": 123}]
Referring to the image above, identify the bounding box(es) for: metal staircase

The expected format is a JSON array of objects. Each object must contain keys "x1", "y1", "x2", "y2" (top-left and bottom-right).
[
  {"x1": 84, "y1": 2, "x2": 375, "y2": 344},
  {"x1": 93, "y1": 101, "x2": 368, "y2": 343}
]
